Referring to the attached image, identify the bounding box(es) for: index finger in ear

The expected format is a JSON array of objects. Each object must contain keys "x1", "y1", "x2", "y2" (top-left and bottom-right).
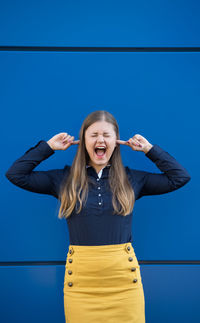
[
  {"x1": 71, "y1": 140, "x2": 80, "y2": 145},
  {"x1": 116, "y1": 139, "x2": 129, "y2": 145}
]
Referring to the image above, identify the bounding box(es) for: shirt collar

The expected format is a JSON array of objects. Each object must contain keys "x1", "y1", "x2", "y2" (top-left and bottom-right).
[
  {"x1": 86, "y1": 164, "x2": 111, "y2": 169},
  {"x1": 86, "y1": 164, "x2": 111, "y2": 179}
]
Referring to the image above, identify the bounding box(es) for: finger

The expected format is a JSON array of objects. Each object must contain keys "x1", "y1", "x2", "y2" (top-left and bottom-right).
[
  {"x1": 116, "y1": 139, "x2": 129, "y2": 145},
  {"x1": 62, "y1": 134, "x2": 70, "y2": 142},
  {"x1": 130, "y1": 138, "x2": 142, "y2": 147},
  {"x1": 62, "y1": 133, "x2": 69, "y2": 138},
  {"x1": 130, "y1": 138, "x2": 138, "y2": 145},
  {"x1": 135, "y1": 134, "x2": 143, "y2": 141},
  {"x1": 71, "y1": 140, "x2": 80, "y2": 145},
  {"x1": 132, "y1": 136, "x2": 142, "y2": 144},
  {"x1": 127, "y1": 138, "x2": 134, "y2": 145},
  {"x1": 63, "y1": 135, "x2": 74, "y2": 142}
]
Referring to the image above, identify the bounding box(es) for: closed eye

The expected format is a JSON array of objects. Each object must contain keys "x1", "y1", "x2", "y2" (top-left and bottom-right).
[{"x1": 91, "y1": 134, "x2": 110, "y2": 137}]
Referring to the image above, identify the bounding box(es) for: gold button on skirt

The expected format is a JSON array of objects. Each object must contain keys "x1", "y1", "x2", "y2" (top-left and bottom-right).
[{"x1": 63, "y1": 242, "x2": 145, "y2": 323}]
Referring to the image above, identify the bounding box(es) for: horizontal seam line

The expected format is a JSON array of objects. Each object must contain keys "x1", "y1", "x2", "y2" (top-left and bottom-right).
[
  {"x1": 0, "y1": 260, "x2": 200, "y2": 266},
  {"x1": 0, "y1": 46, "x2": 200, "y2": 52}
]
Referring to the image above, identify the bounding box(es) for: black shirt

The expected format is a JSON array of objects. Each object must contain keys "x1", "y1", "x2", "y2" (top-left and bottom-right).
[{"x1": 5, "y1": 140, "x2": 191, "y2": 245}]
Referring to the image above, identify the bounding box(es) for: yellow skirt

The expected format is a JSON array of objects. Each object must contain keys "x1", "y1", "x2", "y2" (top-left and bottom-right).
[{"x1": 63, "y1": 242, "x2": 145, "y2": 323}]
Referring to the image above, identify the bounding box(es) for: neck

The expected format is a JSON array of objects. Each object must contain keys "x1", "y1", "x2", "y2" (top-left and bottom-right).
[{"x1": 88, "y1": 162, "x2": 110, "y2": 173}]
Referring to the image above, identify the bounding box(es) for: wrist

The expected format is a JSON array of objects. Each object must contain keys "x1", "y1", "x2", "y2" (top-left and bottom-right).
[
  {"x1": 143, "y1": 143, "x2": 153, "y2": 154},
  {"x1": 47, "y1": 140, "x2": 54, "y2": 151}
]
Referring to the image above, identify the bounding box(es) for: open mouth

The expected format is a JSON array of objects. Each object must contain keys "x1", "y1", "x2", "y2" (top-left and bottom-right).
[{"x1": 94, "y1": 147, "x2": 106, "y2": 158}]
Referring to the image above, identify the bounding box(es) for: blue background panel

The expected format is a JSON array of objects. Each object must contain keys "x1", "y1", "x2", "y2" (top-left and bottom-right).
[
  {"x1": 143, "y1": 265, "x2": 200, "y2": 323},
  {"x1": 0, "y1": 265, "x2": 199, "y2": 323},
  {"x1": 1, "y1": 51, "x2": 196, "y2": 261},
  {"x1": 0, "y1": 265, "x2": 65, "y2": 323},
  {"x1": 0, "y1": 0, "x2": 200, "y2": 47}
]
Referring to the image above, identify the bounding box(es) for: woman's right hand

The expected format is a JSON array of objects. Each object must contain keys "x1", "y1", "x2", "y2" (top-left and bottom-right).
[{"x1": 47, "y1": 132, "x2": 80, "y2": 151}]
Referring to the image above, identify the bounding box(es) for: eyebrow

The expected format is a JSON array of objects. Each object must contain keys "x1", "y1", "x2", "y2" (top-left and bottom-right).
[{"x1": 91, "y1": 132, "x2": 111, "y2": 134}]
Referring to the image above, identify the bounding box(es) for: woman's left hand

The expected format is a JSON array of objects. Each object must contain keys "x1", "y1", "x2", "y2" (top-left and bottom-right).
[{"x1": 116, "y1": 134, "x2": 153, "y2": 153}]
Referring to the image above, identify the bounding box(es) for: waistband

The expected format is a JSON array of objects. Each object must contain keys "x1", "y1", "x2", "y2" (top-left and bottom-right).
[{"x1": 67, "y1": 242, "x2": 135, "y2": 256}]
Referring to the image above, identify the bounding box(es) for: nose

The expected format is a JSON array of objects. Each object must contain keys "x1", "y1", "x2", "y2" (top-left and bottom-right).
[{"x1": 96, "y1": 135, "x2": 104, "y2": 142}]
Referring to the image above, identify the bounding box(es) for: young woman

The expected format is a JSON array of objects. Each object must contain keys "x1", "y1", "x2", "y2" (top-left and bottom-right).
[{"x1": 5, "y1": 110, "x2": 191, "y2": 323}]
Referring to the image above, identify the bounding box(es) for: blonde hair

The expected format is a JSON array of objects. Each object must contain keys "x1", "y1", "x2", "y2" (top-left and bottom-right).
[{"x1": 58, "y1": 110, "x2": 135, "y2": 219}]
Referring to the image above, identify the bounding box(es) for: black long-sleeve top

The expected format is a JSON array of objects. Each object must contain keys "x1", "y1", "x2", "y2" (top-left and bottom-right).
[{"x1": 5, "y1": 140, "x2": 191, "y2": 246}]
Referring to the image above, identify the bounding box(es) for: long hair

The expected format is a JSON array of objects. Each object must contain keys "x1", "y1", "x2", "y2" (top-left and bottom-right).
[{"x1": 58, "y1": 110, "x2": 135, "y2": 219}]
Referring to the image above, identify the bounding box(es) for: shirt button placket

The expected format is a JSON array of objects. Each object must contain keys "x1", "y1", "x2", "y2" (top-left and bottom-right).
[{"x1": 97, "y1": 178, "x2": 102, "y2": 206}]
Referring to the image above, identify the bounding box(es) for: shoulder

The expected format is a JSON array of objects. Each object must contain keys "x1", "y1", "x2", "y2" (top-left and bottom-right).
[
  {"x1": 124, "y1": 166, "x2": 148, "y2": 184},
  {"x1": 49, "y1": 164, "x2": 71, "y2": 188},
  {"x1": 60, "y1": 164, "x2": 71, "y2": 181}
]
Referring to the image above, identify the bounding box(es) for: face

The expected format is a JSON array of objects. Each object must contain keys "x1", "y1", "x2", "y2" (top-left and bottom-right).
[{"x1": 85, "y1": 120, "x2": 117, "y2": 173}]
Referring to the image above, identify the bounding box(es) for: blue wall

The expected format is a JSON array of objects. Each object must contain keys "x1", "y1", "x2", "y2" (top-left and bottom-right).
[{"x1": 1, "y1": 1, "x2": 199, "y2": 322}]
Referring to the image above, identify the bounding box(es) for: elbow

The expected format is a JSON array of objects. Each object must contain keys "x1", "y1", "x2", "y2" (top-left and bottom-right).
[
  {"x1": 169, "y1": 172, "x2": 191, "y2": 191},
  {"x1": 5, "y1": 170, "x2": 16, "y2": 183},
  {"x1": 184, "y1": 174, "x2": 191, "y2": 185},
  {"x1": 183, "y1": 169, "x2": 191, "y2": 185},
  {"x1": 5, "y1": 171, "x2": 26, "y2": 190},
  {"x1": 177, "y1": 173, "x2": 191, "y2": 189},
  {"x1": 5, "y1": 170, "x2": 11, "y2": 180}
]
